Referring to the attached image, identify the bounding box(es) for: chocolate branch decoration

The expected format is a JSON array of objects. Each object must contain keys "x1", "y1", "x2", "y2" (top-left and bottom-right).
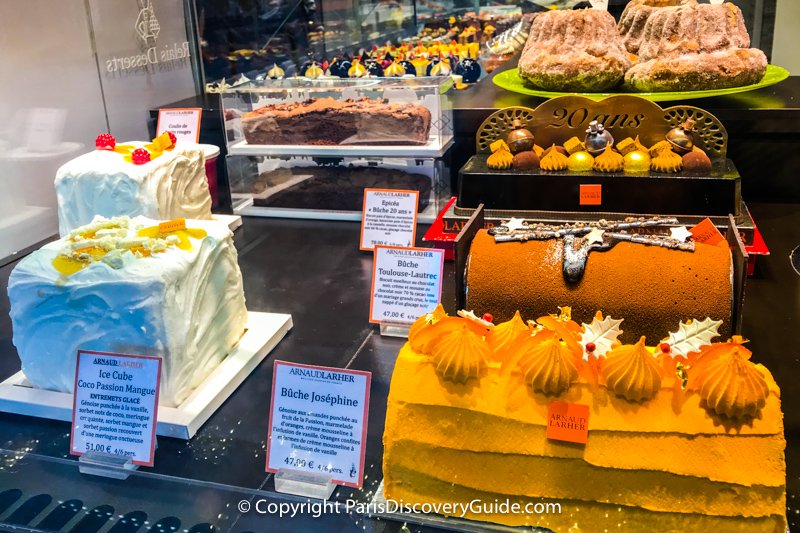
[{"x1": 489, "y1": 216, "x2": 696, "y2": 283}]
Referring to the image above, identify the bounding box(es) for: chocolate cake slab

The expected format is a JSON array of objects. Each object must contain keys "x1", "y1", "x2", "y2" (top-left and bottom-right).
[
  {"x1": 241, "y1": 98, "x2": 432, "y2": 146},
  {"x1": 251, "y1": 166, "x2": 432, "y2": 212}
]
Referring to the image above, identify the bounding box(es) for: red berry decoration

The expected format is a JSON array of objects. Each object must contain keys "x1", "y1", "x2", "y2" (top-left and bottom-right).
[
  {"x1": 586, "y1": 342, "x2": 596, "y2": 353},
  {"x1": 131, "y1": 148, "x2": 151, "y2": 165},
  {"x1": 660, "y1": 342, "x2": 671, "y2": 354},
  {"x1": 167, "y1": 132, "x2": 177, "y2": 146},
  {"x1": 482, "y1": 313, "x2": 493, "y2": 323},
  {"x1": 95, "y1": 133, "x2": 116, "y2": 150}
]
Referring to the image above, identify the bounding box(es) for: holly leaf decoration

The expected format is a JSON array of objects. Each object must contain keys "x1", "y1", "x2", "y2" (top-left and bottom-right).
[
  {"x1": 666, "y1": 318, "x2": 723, "y2": 358},
  {"x1": 580, "y1": 313, "x2": 624, "y2": 361}
]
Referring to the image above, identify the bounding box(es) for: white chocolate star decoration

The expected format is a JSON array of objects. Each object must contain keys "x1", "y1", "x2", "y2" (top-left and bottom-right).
[
  {"x1": 504, "y1": 218, "x2": 527, "y2": 232},
  {"x1": 585, "y1": 227, "x2": 605, "y2": 246},
  {"x1": 670, "y1": 226, "x2": 693, "y2": 243}
]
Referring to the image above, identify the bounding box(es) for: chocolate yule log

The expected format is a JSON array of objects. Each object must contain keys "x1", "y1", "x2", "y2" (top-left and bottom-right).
[{"x1": 465, "y1": 229, "x2": 732, "y2": 342}]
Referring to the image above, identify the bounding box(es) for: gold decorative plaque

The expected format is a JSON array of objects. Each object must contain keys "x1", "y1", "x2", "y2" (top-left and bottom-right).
[{"x1": 476, "y1": 95, "x2": 728, "y2": 159}]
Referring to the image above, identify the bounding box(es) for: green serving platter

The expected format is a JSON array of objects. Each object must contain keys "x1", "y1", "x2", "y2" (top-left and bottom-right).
[{"x1": 492, "y1": 64, "x2": 790, "y2": 102}]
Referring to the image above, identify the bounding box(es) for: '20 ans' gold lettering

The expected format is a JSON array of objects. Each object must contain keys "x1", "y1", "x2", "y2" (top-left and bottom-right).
[{"x1": 550, "y1": 108, "x2": 590, "y2": 128}]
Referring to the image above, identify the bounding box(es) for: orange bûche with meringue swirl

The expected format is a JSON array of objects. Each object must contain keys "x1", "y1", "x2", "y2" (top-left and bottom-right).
[
  {"x1": 384, "y1": 308, "x2": 786, "y2": 532},
  {"x1": 601, "y1": 336, "x2": 663, "y2": 402},
  {"x1": 689, "y1": 336, "x2": 770, "y2": 419}
]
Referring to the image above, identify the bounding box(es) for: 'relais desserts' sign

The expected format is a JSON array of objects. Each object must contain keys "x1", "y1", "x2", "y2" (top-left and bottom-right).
[
  {"x1": 88, "y1": 0, "x2": 196, "y2": 139},
  {"x1": 99, "y1": 0, "x2": 191, "y2": 75}
]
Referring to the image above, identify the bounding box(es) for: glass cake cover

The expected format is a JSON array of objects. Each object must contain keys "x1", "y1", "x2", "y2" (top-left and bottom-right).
[{"x1": 220, "y1": 77, "x2": 453, "y2": 155}]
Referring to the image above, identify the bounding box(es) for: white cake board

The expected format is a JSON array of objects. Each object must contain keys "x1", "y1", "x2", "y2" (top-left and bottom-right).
[
  {"x1": 227, "y1": 136, "x2": 453, "y2": 158},
  {"x1": 0, "y1": 311, "x2": 291, "y2": 440},
  {"x1": 211, "y1": 213, "x2": 243, "y2": 231},
  {"x1": 235, "y1": 202, "x2": 439, "y2": 224}
]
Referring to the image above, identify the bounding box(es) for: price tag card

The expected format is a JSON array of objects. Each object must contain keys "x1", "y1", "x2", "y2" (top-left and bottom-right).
[
  {"x1": 369, "y1": 246, "x2": 444, "y2": 324},
  {"x1": 266, "y1": 361, "x2": 371, "y2": 488},
  {"x1": 156, "y1": 108, "x2": 202, "y2": 143},
  {"x1": 360, "y1": 189, "x2": 419, "y2": 251},
  {"x1": 70, "y1": 350, "x2": 161, "y2": 466}
]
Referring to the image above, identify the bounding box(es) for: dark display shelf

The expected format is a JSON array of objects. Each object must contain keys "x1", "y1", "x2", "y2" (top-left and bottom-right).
[
  {"x1": 458, "y1": 155, "x2": 741, "y2": 217},
  {"x1": 0, "y1": 203, "x2": 798, "y2": 531}
]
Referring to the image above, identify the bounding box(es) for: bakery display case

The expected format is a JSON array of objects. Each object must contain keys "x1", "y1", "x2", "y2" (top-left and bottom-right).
[
  {"x1": 3, "y1": 0, "x2": 800, "y2": 532},
  {"x1": 228, "y1": 154, "x2": 446, "y2": 220},
  {"x1": 220, "y1": 76, "x2": 453, "y2": 221},
  {"x1": 220, "y1": 76, "x2": 453, "y2": 153},
  {"x1": 194, "y1": 0, "x2": 529, "y2": 85}
]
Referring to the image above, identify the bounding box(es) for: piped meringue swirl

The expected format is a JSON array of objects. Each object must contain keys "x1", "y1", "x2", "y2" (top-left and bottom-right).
[
  {"x1": 431, "y1": 324, "x2": 490, "y2": 384},
  {"x1": 689, "y1": 343, "x2": 769, "y2": 419},
  {"x1": 486, "y1": 311, "x2": 529, "y2": 362},
  {"x1": 516, "y1": 337, "x2": 579, "y2": 396},
  {"x1": 602, "y1": 336, "x2": 663, "y2": 402}
]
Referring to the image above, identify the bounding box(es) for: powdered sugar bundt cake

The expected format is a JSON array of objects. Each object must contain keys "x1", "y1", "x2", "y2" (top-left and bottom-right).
[
  {"x1": 518, "y1": 9, "x2": 633, "y2": 92},
  {"x1": 618, "y1": 0, "x2": 696, "y2": 55},
  {"x1": 625, "y1": 2, "x2": 768, "y2": 92}
]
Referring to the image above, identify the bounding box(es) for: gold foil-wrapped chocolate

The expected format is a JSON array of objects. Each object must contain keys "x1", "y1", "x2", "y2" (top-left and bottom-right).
[
  {"x1": 624, "y1": 150, "x2": 651, "y2": 173},
  {"x1": 567, "y1": 151, "x2": 594, "y2": 172}
]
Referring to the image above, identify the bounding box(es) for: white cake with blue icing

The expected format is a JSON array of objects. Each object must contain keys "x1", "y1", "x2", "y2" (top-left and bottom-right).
[
  {"x1": 7, "y1": 215, "x2": 247, "y2": 406},
  {"x1": 55, "y1": 134, "x2": 212, "y2": 236}
]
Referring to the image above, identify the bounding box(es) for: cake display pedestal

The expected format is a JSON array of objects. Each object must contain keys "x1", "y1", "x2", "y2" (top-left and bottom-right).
[
  {"x1": 274, "y1": 469, "x2": 336, "y2": 500},
  {"x1": 379, "y1": 321, "x2": 411, "y2": 338},
  {"x1": 78, "y1": 450, "x2": 142, "y2": 480},
  {"x1": 0, "y1": 206, "x2": 59, "y2": 260},
  {"x1": 0, "y1": 311, "x2": 292, "y2": 440},
  {"x1": 211, "y1": 213, "x2": 243, "y2": 231}
]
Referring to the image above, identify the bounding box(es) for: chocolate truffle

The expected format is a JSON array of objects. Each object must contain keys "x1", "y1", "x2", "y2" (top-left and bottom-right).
[
  {"x1": 682, "y1": 150, "x2": 713, "y2": 174},
  {"x1": 512, "y1": 151, "x2": 540, "y2": 171}
]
